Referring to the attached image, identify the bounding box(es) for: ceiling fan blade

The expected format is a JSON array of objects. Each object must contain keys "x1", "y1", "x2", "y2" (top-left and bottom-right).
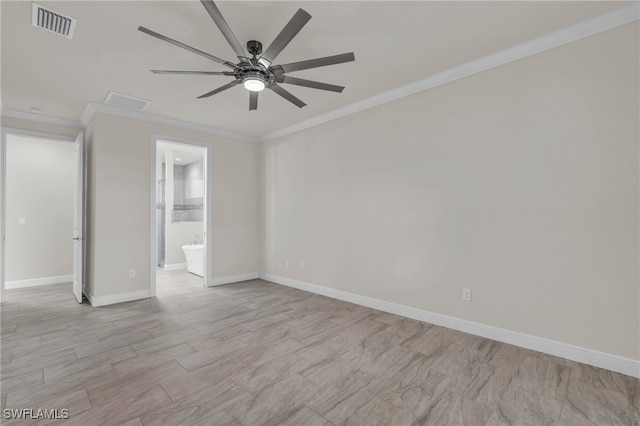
[
  {"x1": 277, "y1": 75, "x2": 344, "y2": 93},
  {"x1": 138, "y1": 26, "x2": 236, "y2": 69},
  {"x1": 269, "y1": 84, "x2": 306, "y2": 108},
  {"x1": 151, "y1": 70, "x2": 235, "y2": 75},
  {"x1": 200, "y1": 1, "x2": 246, "y2": 60},
  {"x1": 197, "y1": 79, "x2": 241, "y2": 98},
  {"x1": 278, "y1": 52, "x2": 355, "y2": 73},
  {"x1": 259, "y1": 9, "x2": 311, "y2": 67},
  {"x1": 249, "y1": 91, "x2": 258, "y2": 111}
]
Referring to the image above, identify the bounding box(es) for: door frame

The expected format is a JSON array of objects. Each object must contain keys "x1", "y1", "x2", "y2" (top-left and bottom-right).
[
  {"x1": 0, "y1": 127, "x2": 78, "y2": 304},
  {"x1": 149, "y1": 134, "x2": 211, "y2": 296}
]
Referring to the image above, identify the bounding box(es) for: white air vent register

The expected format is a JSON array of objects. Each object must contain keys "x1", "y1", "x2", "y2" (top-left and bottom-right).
[{"x1": 104, "y1": 91, "x2": 152, "y2": 112}]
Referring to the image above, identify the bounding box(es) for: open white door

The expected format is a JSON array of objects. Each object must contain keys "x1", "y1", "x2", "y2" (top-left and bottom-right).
[
  {"x1": 72, "y1": 133, "x2": 84, "y2": 303},
  {"x1": 0, "y1": 133, "x2": 5, "y2": 304}
]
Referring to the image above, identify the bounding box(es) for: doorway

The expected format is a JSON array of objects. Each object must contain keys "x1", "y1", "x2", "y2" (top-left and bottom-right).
[
  {"x1": 151, "y1": 137, "x2": 209, "y2": 295},
  {"x1": 0, "y1": 129, "x2": 83, "y2": 304}
]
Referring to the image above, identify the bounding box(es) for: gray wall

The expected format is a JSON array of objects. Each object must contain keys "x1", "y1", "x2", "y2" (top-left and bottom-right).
[
  {"x1": 172, "y1": 163, "x2": 185, "y2": 206},
  {"x1": 183, "y1": 159, "x2": 204, "y2": 203},
  {"x1": 260, "y1": 23, "x2": 639, "y2": 360},
  {"x1": 5, "y1": 134, "x2": 74, "y2": 282}
]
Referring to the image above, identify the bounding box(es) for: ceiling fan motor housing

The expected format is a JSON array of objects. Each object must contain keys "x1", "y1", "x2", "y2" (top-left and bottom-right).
[{"x1": 247, "y1": 40, "x2": 262, "y2": 56}]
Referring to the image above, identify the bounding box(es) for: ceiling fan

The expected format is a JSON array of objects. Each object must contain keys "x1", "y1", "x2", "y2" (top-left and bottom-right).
[{"x1": 138, "y1": 1, "x2": 355, "y2": 111}]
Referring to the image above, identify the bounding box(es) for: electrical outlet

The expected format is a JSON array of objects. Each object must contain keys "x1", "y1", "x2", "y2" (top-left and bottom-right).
[
  {"x1": 462, "y1": 288, "x2": 472, "y2": 302},
  {"x1": 300, "y1": 261, "x2": 304, "y2": 270},
  {"x1": 129, "y1": 269, "x2": 136, "y2": 279}
]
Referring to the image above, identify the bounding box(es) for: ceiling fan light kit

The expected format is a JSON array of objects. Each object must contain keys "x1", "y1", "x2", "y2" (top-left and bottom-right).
[
  {"x1": 243, "y1": 75, "x2": 266, "y2": 92},
  {"x1": 138, "y1": 0, "x2": 355, "y2": 111}
]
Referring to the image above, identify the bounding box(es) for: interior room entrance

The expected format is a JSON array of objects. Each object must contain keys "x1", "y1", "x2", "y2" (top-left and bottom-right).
[
  {"x1": 154, "y1": 139, "x2": 208, "y2": 293},
  {"x1": 0, "y1": 130, "x2": 83, "y2": 304}
]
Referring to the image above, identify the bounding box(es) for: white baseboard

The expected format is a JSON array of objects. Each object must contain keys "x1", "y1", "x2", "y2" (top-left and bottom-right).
[
  {"x1": 6, "y1": 275, "x2": 73, "y2": 289},
  {"x1": 85, "y1": 288, "x2": 150, "y2": 307},
  {"x1": 260, "y1": 273, "x2": 640, "y2": 379},
  {"x1": 163, "y1": 263, "x2": 186, "y2": 271},
  {"x1": 208, "y1": 272, "x2": 260, "y2": 287}
]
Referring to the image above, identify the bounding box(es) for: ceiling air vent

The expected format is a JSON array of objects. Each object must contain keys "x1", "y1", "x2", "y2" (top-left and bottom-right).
[
  {"x1": 104, "y1": 91, "x2": 151, "y2": 112},
  {"x1": 32, "y1": 3, "x2": 77, "y2": 39}
]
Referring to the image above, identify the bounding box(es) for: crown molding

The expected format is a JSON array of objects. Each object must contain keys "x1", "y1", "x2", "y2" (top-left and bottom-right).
[
  {"x1": 0, "y1": 106, "x2": 83, "y2": 129},
  {"x1": 259, "y1": 2, "x2": 640, "y2": 142},
  {"x1": 81, "y1": 102, "x2": 259, "y2": 143}
]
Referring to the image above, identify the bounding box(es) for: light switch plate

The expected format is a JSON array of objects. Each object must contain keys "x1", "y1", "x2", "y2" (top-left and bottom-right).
[{"x1": 18, "y1": 217, "x2": 26, "y2": 225}]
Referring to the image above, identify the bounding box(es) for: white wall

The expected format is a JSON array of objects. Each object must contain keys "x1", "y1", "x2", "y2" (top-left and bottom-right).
[
  {"x1": 261, "y1": 23, "x2": 639, "y2": 361},
  {"x1": 84, "y1": 113, "x2": 259, "y2": 297},
  {"x1": 5, "y1": 134, "x2": 74, "y2": 282}
]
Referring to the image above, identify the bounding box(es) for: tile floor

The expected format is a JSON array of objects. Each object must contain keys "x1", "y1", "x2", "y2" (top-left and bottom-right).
[{"x1": 1, "y1": 269, "x2": 638, "y2": 425}]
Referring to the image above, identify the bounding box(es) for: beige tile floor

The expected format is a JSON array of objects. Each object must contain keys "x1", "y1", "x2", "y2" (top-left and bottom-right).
[{"x1": 1, "y1": 269, "x2": 638, "y2": 425}]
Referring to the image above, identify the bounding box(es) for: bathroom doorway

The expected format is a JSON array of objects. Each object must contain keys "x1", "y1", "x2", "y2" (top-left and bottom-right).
[{"x1": 150, "y1": 137, "x2": 209, "y2": 295}]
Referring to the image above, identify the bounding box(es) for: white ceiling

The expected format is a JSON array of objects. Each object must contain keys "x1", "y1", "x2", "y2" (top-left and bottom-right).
[{"x1": 0, "y1": 1, "x2": 629, "y2": 138}]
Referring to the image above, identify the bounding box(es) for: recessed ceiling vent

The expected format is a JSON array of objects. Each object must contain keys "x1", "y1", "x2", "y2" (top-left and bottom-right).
[
  {"x1": 104, "y1": 91, "x2": 151, "y2": 112},
  {"x1": 32, "y1": 3, "x2": 76, "y2": 39}
]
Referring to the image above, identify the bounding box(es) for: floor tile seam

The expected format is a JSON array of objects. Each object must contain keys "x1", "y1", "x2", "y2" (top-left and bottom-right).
[
  {"x1": 69, "y1": 387, "x2": 94, "y2": 418},
  {"x1": 302, "y1": 403, "x2": 337, "y2": 425},
  {"x1": 0, "y1": 367, "x2": 45, "y2": 390},
  {"x1": 8, "y1": 343, "x2": 78, "y2": 367},
  {"x1": 157, "y1": 382, "x2": 179, "y2": 406},
  {"x1": 556, "y1": 395, "x2": 595, "y2": 424},
  {"x1": 93, "y1": 325, "x2": 160, "y2": 343},
  {"x1": 570, "y1": 377, "x2": 638, "y2": 399},
  {"x1": 13, "y1": 323, "x2": 69, "y2": 339},
  {"x1": 235, "y1": 361, "x2": 308, "y2": 395},
  {"x1": 502, "y1": 381, "x2": 571, "y2": 408},
  {"x1": 8, "y1": 381, "x2": 91, "y2": 411}
]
